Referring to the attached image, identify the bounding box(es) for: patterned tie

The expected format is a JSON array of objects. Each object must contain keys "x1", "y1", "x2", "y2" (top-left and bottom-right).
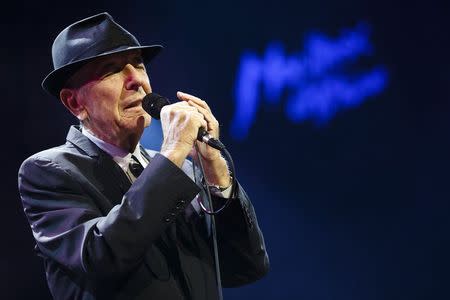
[{"x1": 128, "y1": 155, "x2": 144, "y2": 178}]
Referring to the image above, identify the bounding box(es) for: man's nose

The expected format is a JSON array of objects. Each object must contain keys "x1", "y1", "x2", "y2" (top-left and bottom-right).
[{"x1": 123, "y1": 64, "x2": 146, "y2": 91}]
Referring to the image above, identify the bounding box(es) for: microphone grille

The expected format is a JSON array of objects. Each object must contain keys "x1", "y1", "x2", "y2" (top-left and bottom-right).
[{"x1": 142, "y1": 93, "x2": 170, "y2": 120}]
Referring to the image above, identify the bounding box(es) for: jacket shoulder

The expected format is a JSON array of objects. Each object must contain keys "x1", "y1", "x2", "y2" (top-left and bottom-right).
[{"x1": 19, "y1": 141, "x2": 89, "y2": 176}]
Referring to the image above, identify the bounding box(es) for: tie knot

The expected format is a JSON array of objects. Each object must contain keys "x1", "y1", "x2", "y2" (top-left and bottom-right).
[{"x1": 129, "y1": 155, "x2": 144, "y2": 178}]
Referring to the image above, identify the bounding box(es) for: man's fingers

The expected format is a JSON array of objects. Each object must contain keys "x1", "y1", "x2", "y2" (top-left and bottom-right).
[
  {"x1": 175, "y1": 91, "x2": 219, "y2": 134},
  {"x1": 188, "y1": 101, "x2": 215, "y2": 121},
  {"x1": 177, "y1": 91, "x2": 210, "y2": 111},
  {"x1": 164, "y1": 102, "x2": 207, "y2": 129}
]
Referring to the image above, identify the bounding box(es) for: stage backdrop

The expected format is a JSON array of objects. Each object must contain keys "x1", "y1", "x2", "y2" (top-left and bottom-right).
[{"x1": 3, "y1": 0, "x2": 450, "y2": 299}]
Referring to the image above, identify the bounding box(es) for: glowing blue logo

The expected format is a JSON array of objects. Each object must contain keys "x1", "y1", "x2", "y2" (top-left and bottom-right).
[{"x1": 230, "y1": 23, "x2": 388, "y2": 140}]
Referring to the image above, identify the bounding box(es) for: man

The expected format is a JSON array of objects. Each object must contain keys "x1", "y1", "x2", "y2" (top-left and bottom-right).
[{"x1": 18, "y1": 12, "x2": 269, "y2": 300}]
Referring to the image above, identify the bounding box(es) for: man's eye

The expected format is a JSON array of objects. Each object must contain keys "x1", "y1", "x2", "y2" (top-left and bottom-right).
[
  {"x1": 132, "y1": 56, "x2": 145, "y2": 68},
  {"x1": 101, "y1": 66, "x2": 121, "y2": 77},
  {"x1": 132, "y1": 57, "x2": 145, "y2": 69},
  {"x1": 111, "y1": 66, "x2": 123, "y2": 73}
]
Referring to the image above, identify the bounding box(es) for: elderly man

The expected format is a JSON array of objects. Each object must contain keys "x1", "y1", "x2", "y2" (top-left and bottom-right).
[{"x1": 18, "y1": 12, "x2": 268, "y2": 300}]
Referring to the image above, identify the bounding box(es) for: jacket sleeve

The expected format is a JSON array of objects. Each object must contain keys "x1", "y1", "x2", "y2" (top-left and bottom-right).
[
  {"x1": 210, "y1": 183, "x2": 270, "y2": 287},
  {"x1": 18, "y1": 153, "x2": 200, "y2": 282}
]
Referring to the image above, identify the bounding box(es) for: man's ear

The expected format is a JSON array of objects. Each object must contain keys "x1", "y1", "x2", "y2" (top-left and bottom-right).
[{"x1": 60, "y1": 88, "x2": 88, "y2": 121}]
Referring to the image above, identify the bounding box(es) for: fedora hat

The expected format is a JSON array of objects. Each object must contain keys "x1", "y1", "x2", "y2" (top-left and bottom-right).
[{"x1": 42, "y1": 12, "x2": 163, "y2": 98}]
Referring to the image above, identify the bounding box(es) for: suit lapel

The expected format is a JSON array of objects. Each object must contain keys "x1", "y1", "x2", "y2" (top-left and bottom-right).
[
  {"x1": 66, "y1": 126, "x2": 131, "y2": 206},
  {"x1": 96, "y1": 155, "x2": 131, "y2": 200},
  {"x1": 66, "y1": 126, "x2": 174, "y2": 279}
]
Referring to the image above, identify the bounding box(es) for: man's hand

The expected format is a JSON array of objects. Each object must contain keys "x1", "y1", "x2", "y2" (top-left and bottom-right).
[
  {"x1": 176, "y1": 91, "x2": 231, "y2": 188},
  {"x1": 159, "y1": 97, "x2": 207, "y2": 168}
]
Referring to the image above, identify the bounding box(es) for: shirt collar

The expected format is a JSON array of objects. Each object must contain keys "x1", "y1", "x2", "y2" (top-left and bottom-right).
[{"x1": 81, "y1": 127, "x2": 147, "y2": 172}]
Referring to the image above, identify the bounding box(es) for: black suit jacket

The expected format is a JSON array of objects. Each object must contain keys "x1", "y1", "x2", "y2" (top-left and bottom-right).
[{"x1": 18, "y1": 126, "x2": 269, "y2": 299}]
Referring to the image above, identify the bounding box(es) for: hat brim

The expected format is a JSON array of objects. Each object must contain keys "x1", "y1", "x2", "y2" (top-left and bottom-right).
[{"x1": 42, "y1": 44, "x2": 163, "y2": 98}]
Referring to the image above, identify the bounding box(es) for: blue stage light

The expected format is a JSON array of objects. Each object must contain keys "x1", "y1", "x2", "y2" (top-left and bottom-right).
[{"x1": 231, "y1": 23, "x2": 388, "y2": 140}]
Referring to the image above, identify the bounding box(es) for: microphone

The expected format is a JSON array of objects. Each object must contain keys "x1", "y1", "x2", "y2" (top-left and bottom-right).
[{"x1": 142, "y1": 93, "x2": 225, "y2": 151}]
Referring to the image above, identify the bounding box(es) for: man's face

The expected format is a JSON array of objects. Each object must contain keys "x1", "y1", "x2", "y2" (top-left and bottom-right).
[{"x1": 65, "y1": 50, "x2": 152, "y2": 149}]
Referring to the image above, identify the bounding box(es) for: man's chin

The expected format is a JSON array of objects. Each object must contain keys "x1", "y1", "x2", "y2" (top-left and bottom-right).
[
  {"x1": 122, "y1": 113, "x2": 150, "y2": 127},
  {"x1": 143, "y1": 114, "x2": 151, "y2": 128},
  {"x1": 134, "y1": 112, "x2": 151, "y2": 128}
]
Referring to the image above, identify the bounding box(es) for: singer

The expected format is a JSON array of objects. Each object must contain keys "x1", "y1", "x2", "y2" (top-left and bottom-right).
[{"x1": 18, "y1": 12, "x2": 269, "y2": 300}]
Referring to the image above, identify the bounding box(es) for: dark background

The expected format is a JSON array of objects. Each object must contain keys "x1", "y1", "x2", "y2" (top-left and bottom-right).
[{"x1": 3, "y1": 0, "x2": 450, "y2": 299}]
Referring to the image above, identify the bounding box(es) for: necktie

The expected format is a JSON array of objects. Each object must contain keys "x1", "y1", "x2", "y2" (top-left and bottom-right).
[{"x1": 128, "y1": 155, "x2": 144, "y2": 178}]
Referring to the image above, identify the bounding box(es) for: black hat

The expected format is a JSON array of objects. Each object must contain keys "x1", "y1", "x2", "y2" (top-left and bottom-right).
[{"x1": 42, "y1": 12, "x2": 163, "y2": 98}]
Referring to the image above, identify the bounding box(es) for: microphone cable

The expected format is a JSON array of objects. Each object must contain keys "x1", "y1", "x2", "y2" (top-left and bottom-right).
[{"x1": 192, "y1": 142, "x2": 238, "y2": 300}]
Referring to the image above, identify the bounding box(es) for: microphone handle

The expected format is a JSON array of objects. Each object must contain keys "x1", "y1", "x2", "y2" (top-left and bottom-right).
[
  {"x1": 197, "y1": 128, "x2": 225, "y2": 151},
  {"x1": 142, "y1": 93, "x2": 225, "y2": 151}
]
